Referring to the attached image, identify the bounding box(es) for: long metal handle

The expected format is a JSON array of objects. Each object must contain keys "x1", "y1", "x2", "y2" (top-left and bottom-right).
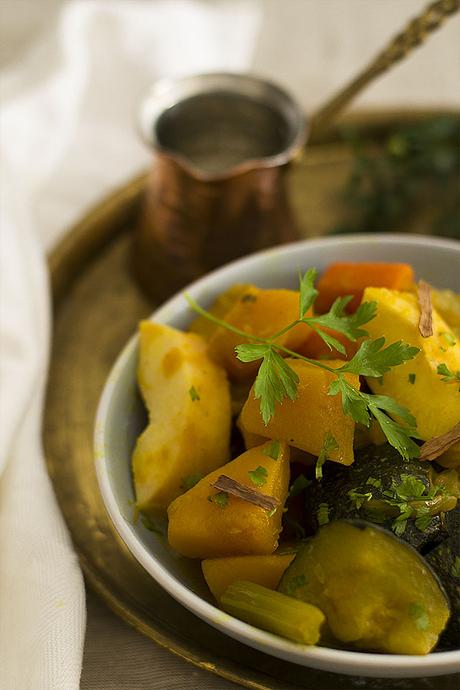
[{"x1": 309, "y1": 0, "x2": 459, "y2": 141}]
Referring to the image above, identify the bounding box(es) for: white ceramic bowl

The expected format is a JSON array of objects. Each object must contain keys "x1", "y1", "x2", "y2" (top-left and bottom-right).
[{"x1": 95, "y1": 234, "x2": 460, "y2": 678}]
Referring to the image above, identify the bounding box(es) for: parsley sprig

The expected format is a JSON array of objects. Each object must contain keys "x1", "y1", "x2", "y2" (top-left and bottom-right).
[
  {"x1": 437, "y1": 363, "x2": 460, "y2": 383},
  {"x1": 185, "y1": 269, "x2": 421, "y2": 460}
]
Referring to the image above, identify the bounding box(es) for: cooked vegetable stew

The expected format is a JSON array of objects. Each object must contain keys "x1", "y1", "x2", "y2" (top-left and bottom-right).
[{"x1": 132, "y1": 261, "x2": 460, "y2": 654}]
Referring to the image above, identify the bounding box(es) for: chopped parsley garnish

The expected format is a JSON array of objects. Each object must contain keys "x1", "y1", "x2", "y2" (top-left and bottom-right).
[
  {"x1": 394, "y1": 474, "x2": 426, "y2": 501},
  {"x1": 262, "y1": 439, "x2": 281, "y2": 460},
  {"x1": 285, "y1": 573, "x2": 307, "y2": 596},
  {"x1": 181, "y1": 473, "x2": 202, "y2": 491},
  {"x1": 437, "y1": 363, "x2": 460, "y2": 383},
  {"x1": 317, "y1": 502, "x2": 330, "y2": 526},
  {"x1": 315, "y1": 432, "x2": 339, "y2": 480},
  {"x1": 208, "y1": 491, "x2": 229, "y2": 509},
  {"x1": 185, "y1": 268, "x2": 421, "y2": 460},
  {"x1": 189, "y1": 385, "x2": 200, "y2": 401},
  {"x1": 392, "y1": 503, "x2": 412, "y2": 536},
  {"x1": 414, "y1": 504, "x2": 432, "y2": 532},
  {"x1": 346, "y1": 472, "x2": 444, "y2": 535},
  {"x1": 248, "y1": 465, "x2": 268, "y2": 487},
  {"x1": 348, "y1": 489, "x2": 372, "y2": 510},
  {"x1": 289, "y1": 474, "x2": 311, "y2": 498},
  {"x1": 408, "y1": 602, "x2": 429, "y2": 631},
  {"x1": 408, "y1": 373, "x2": 416, "y2": 384}
]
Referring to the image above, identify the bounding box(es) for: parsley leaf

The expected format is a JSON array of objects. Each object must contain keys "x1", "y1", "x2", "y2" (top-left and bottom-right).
[
  {"x1": 329, "y1": 376, "x2": 371, "y2": 426},
  {"x1": 348, "y1": 489, "x2": 373, "y2": 509},
  {"x1": 437, "y1": 363, "x2": 460, "y2": 383},
  {"x1": 339, "y1": 337, "x2": 420, "y2": 377},
  {"x1": 189, "y1": 386, "x2": 200, "y2": 401},
  {"x1": 251, "y1": 348, "x2": 299, "y2": 425},
  {"x1": 306, "y1": 297, "x2": 377, "y2": 344},
  {"x1": 329, "y1": 380, "x2": 421, "y2": 460},
  {"x1": 208, "y1": 491, "x2": 229, "y2": 509},
  {"x1": 394, "y1": 474, "x2": 426, "y2": 501},
  {"x1": 299, "y1": 268, "x2": 318, "y2": 317},
  {"x1": 181, "y1": 473, "x2": 202, "y2": 490},
  {"x1": 392, "y1": 502, "x2": 412, "y2": 536},
  {"x1": 248, "y1": 465, "x2": 268, "y2": 487},
  {"x1": 262, "y1": 439, "x2": 281, "y2": 460},
  {"x1": 408, "y1": 373, "x2": 416, "y2": 384},
  {"x1": 288, "y1": 474, "x2": 311, "y2": 498},
  {"x1": 315, "y1": 432, "x2": 339, "y2": 480},
  {"x1": 236, "y1": 342, "x2": 272, "y2": 362},
  {"x1": 414, "y1": 505, "x2": 432, "y2": 532}
]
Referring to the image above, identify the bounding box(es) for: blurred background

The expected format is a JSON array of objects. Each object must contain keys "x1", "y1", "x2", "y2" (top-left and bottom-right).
[{"x1": 1, "y1": 0, "x2": 459, "y2": 251}]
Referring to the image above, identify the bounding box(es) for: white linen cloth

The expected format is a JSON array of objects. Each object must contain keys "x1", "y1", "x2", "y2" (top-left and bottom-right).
[{"x1": 0, "y1": 2, "x2": 459, "y2": 689}]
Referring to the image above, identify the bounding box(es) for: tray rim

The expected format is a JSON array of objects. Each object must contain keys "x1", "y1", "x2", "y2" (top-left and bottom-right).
[{"x1": 46, "y1": 108, "x2": 460, "y2": 690}]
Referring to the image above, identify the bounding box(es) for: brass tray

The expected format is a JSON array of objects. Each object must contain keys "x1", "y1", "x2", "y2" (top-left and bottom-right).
[{"x1": 44, "y1": 111, "x2": 459, "y2": 690}]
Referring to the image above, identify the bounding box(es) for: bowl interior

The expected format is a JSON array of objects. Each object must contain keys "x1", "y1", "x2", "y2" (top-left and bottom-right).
[{"x1": 96, "y1": 234, "x2": 460, "y2": 676}]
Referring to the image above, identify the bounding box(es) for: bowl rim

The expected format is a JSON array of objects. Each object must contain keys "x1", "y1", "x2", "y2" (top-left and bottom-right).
[{"x1": 95, "y1": 233, "x2": 460, "y2": 677}]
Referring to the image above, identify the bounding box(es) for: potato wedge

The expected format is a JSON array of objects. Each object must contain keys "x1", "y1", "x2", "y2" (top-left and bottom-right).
[
  {"x1": 132, "y1": 321, "x2": 231, "y2": 514},
  {"x1": 363, "y1": 288, "x2": 460, "y2": 462}
]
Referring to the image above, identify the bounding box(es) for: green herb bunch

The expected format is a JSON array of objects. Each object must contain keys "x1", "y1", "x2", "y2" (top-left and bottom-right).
[
  {"x1": 185, "y1": 269, "x2": 421, "y2": 460},
  {"x1": 333, "y1": 116, "x2": 460, "y2": 239}
]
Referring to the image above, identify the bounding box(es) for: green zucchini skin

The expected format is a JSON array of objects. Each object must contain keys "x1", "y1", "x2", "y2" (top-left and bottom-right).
[
  {"x1": 304, "y1": 444, "x2": 452, "y2": 552},
  {"x1": 426, "y1": 530, "x2": 460, "y2": 649}
]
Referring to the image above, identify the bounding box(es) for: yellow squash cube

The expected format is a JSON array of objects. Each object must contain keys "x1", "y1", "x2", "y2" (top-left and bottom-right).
[
  {"x1": 202, "y1": 552, "x2": 295, "y2": 602},
  {"x1": 191, "y1": 285, "x2": 311, "y2": 381},
  {"x1": 240, "y1": 359, "x2": 358, "y2": 465},
  {"x1": 167, "y1": 442, "x2": 290, "y2": 558}
]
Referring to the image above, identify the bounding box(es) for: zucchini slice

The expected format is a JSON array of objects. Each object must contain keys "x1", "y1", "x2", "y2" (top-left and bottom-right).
[
  {"x1": 278, "y1": 520, "x2": 450, "y2": 654},
  {"x1": 304, "y1": 444, "x2": 458, "y2": 552}
]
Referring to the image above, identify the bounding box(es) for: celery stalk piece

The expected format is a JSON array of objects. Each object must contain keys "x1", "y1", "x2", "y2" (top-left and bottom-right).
[{"x1": 220, "y1": 580, "x2": 325, "y2": 645}]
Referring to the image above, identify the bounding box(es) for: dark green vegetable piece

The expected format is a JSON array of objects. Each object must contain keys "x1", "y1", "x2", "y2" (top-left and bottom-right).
[
  {"x1": 304, "y1": 444, "x2": 458, "y2": 551},
  {"x1": 426, "y1": 530, "x2": 460, "y2": 649},
  {"x1": 278, "y1": 520, "x2": 450, "y2": 654},
  {"x1": 332, "y1": 116, "x2": 460, "y2": 239}
]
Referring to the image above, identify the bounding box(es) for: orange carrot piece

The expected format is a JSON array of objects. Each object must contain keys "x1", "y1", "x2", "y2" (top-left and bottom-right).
[{"x1": 315, "y1": 262, "x2": 415, "y2": 314}]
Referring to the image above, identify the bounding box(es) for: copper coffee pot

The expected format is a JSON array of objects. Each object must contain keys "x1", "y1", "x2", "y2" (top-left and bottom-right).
[
  {"x1": 134, "y1": 73, "x2": 306, "y2": 301},
  {"x1": 133, "y1": 0, "x2": 458, "y2": 302}
]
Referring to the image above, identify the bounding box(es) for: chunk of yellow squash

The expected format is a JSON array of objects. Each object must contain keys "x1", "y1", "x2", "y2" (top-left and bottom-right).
[
  {"x1": 240, "y1": 359, "x2": 358, "y2": 465},
  {"x1": 191, "y1": 284, "x2": 311, "y2": 381},
  {"x1": 132, "y1": 321, "x2": 231, "y2": 514},
  {"x1": 363, "y1": 288, "x2": 460, "y2": 463},
  {"x1": 167, "y1": 442, "x2": 290, "y2": 558},
  {"x1": 202, "y1": 552, "x2": 295, "y2": 602}
]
